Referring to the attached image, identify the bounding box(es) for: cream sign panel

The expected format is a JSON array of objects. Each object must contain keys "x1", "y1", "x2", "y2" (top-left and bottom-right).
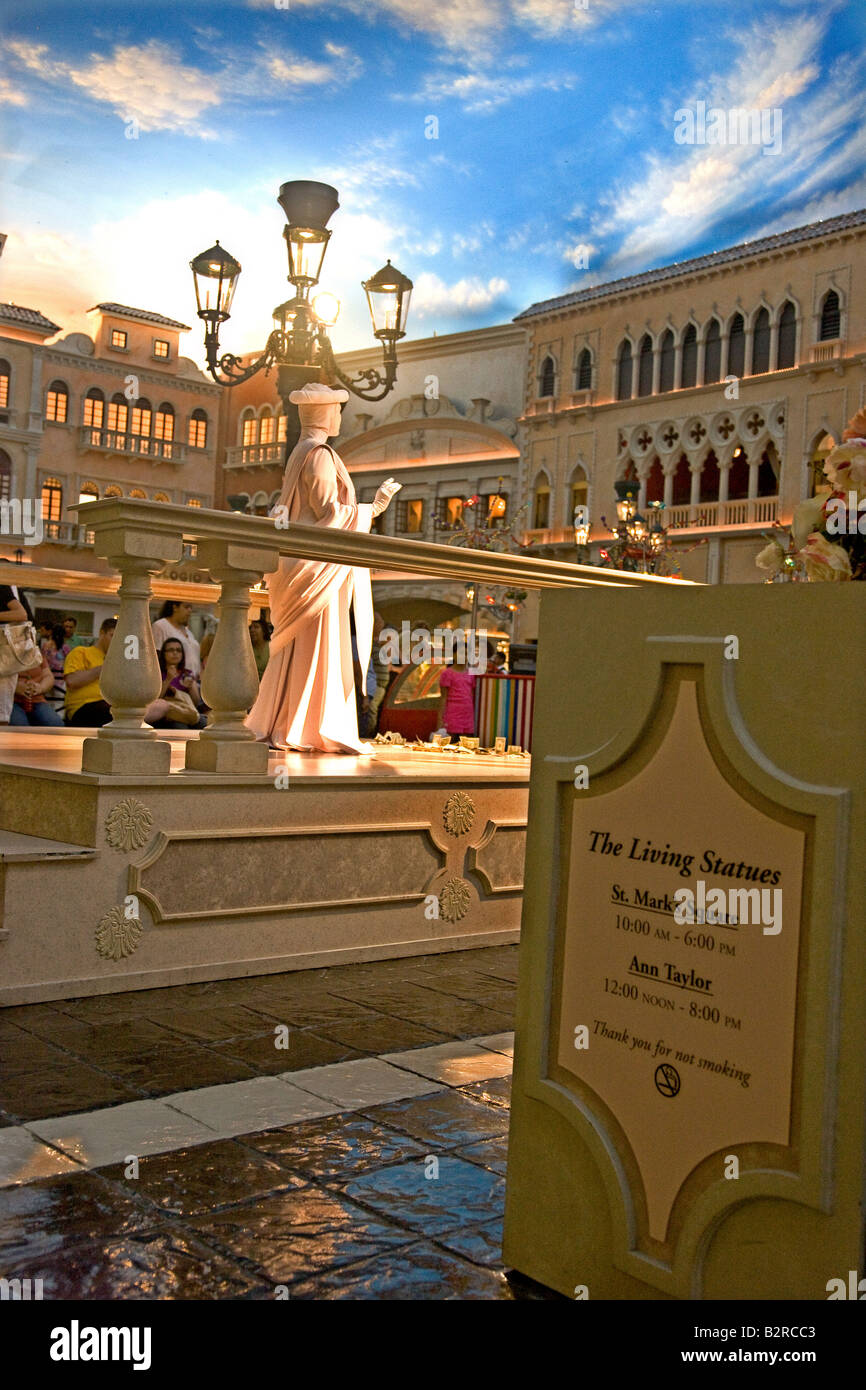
[{"x1": 555, "y1": 678, "x2": 806, "y2": 1243}]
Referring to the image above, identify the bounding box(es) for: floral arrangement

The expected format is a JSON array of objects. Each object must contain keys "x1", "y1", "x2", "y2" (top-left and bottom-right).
[{"x1": 757, "y1": 407, "x2": 866, "y2": 581}]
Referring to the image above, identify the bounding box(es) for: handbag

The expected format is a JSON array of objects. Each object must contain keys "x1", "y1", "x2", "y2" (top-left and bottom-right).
[
  {"x1": 162, "y1": 687, "x2": 201, "y2": 726},
  {"x1": 0, "y1": 621, "x2": 41, "y2": 676}
]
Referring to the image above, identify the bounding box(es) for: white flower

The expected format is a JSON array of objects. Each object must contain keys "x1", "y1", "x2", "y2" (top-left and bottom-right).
[{"x1": 756, "y1": 541, "x2": 785, "y2": 574}]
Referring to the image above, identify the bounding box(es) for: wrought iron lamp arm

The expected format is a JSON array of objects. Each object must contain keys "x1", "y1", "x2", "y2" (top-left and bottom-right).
[
  {"x1": 317, "y1": 333, "x2": 398, "y2": 402},
  {"x1": 203, "y1": 327, "x2": 284, "y2": 387}
]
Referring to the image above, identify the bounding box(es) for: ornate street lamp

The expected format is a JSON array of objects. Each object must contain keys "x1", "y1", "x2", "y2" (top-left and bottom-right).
[
  {"x1": 602, "y1": 480, "x2": 674, "y2": 574},
  {"x1": 190, "y1": 180, "x2": 413, "y2": 451}
]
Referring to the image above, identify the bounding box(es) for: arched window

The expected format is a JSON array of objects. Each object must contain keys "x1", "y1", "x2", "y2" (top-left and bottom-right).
[
  {"x1": 129, "y1": 488, "x2": 147, "y2": 499},
  {"x1": 575, "y1": 348, "x2": 592, "y2": 391},
  {"x1": 0, "y1": 449, "x2": 11, "y2": 502},
  {"x1": 41, "y1": 476, "x2": 63, "y2": 533},
  {"x1": 637, "y1": 335, "x2": 653, "y2": 397},
  {"x1": 154, "y1": 403, "x2": 175, "y2": 441},
  {"x1": 45, "y1": 380, "x2": 68, "y2": 423},
  {"x1": 241, "y1": 412, "x2": 257, "y2": 447},
  {"x1": 699, "y1": 450, "x2": 720, "y2": 503},
  {"x1": 104, "y1": 484, "x2": 123, "y2": 498},
  {"x1": 757, "y1": 446, "x2": 778, "y2": 497},
  {"x1": 153, "y1": 491, "x2": 170, "y2": 503},
  {"x1": 671, "y1": 454, "x2": 691, "y2": 506},
  {"x1": 727, "y1": 313, "x2": 745, "y2": 377},
  {"x1": 616, "y1": 340, "x2": 633, "y2": 401},
  {"x1": 0, "y1": 359, "x2": 10, "y2": 412},
  {"x1": 819, "y1": 289, "x2": 840, "y2": 341},
  {"x1": 188, "y1": 409, "x2": 208, "y2": 449},
  {"x1": 570, "y1": 466, "x2": 588, "y2": 520},
  {"x1": 539, "y1": 355, "x2": 556, "y2": 398},
  {"x1": 130, "y1": 397, "x2": 152, "y2": 436},
  {"x1": 533, "y1": 477, "x2": 551, "y2": 529},
  {"x1": 106, "y1": 392, "x2": 128, "y2": 433},
  {"x1": 728, "y1": 447, "x2": 749, "y2": 500},
  {"x1": 645, "y1": 458, "x2": 664, "y2": 505},
  {"x1": 277, "y1": 414, "x2": 287, "y2": 442},
  {"x1": 703, "y1": 320, "x2": 721, "y2": 384},
  {"x1": 752, "y1": 308, "x2": 770, "y2": 374},
  {"x1": 776, "y1": 301, "x2": 796, "y2": 369},
  {"x1": 658, "y1": 330, "x2": 675, "y2": 392},
  {"x1": 82, "y1": 387, "x2": 105, "y2": 430},
  {"x1": 680, "y1": 325, "x2": 697, "y2": 388},
  {"x1": 809, "y1": 433, "x2": 835, "y2": 496},
  {"x1": 78, "y1": 480, "x2": 99, "y2": 504},
  {"x1": 259, "y1": 409, "x2": 275, "y2": 445}
]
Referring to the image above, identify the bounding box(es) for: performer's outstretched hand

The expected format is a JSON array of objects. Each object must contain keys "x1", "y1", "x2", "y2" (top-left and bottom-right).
[{"x1": 372, "y1": 478, "x2": 402, "y2": 516}]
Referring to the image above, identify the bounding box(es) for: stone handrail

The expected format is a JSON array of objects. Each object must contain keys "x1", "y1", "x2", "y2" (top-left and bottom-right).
[{"x1": 72, "y1": 496, "x2": 692, "y2": 775}]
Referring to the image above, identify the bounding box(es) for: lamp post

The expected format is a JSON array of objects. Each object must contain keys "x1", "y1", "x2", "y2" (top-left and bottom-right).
[
  {"x1": 600, "y1": 480, "x2": 672, "y2": 574},
  {"x1": 190, "y1": 180, "x2": 413, "y2": 453}
]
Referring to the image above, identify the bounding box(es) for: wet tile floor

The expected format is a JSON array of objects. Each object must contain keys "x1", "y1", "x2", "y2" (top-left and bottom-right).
[{"x1": 0, "y1": 945, "x2": 563, "y2": 1299}]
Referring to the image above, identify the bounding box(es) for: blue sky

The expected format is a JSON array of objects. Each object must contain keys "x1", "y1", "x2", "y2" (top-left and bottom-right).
[{"x1": 0, "y1": 0, "x2": 864, "y2": 362}]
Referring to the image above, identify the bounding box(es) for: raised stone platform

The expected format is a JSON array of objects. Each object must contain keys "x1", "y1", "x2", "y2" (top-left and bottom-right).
[{"x1": 0, "y1": 730, "x2": 528, "y2": 1006}]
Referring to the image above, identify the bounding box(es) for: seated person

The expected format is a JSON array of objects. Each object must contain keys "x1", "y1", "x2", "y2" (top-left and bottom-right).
[
  {"x1": 63, "y1": 618, "x2": 116, "y2": 727},
  {"x1": 10, "y1": 652, "x2": 63, "y2": 726},
  {"x1": 144, "y1": 639, "x2": 206, "y2": 729}
]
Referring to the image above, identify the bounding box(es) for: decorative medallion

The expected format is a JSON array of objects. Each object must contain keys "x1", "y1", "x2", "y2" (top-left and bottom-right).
[
  {"x1": 105, "y1": 797, "x2": 153, "y2": 853},
  {"x1": 439, "y1": 876, "x2": 472, "y2": 923},
  {"x1": 443, "y1": 790, "x2": 475, "y2": 837},
  {"x1": 95, "y1": 905, "x2": 142, "y2": 961}
]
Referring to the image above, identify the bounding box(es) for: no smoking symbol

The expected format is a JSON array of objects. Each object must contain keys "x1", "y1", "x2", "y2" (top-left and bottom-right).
[{"x1": 654, "y1": 1063, "x2": 681, "y2": 1098}]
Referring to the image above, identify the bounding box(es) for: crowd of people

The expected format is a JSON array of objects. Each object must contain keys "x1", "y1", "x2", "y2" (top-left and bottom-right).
[{"x1": 1, "y1": 586, "x2": 505, "y2": 742}]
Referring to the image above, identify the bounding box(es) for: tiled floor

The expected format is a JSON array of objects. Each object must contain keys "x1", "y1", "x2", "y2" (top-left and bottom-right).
[{"x1": 0, "y1": 944, "x2": 561, "y2": 1299}]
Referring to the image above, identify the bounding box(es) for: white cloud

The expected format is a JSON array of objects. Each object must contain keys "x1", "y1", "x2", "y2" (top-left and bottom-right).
[
  {"x1": 2, "y1": 35, "x2": 360, "y2": 137},
  {"x1": 414, "y1": 65, "x2": 576, "y2": 112},
  {"x1": 564, "y1": 240, "x2": 597, "y2": 269},
  {"x1": 592, "y1": 14, "x2": 866, "y2": 274},
  {"x1": 411, "y1": 271, "x2": 510, "y2": 316},
  {"x1": 0, "y1": 76, "x2": 27, "y2": 107}
]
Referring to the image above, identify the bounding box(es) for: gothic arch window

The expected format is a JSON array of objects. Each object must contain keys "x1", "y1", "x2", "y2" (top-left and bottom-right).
[
  {"x1": 680, "y1": 325, "x2": 697, "y2": 388},
  {"x1": 658, "y1": 330, "x2": 675, "y2": 392},
  {"x1": 752, "y1": 307, "x2": 771, "y2": 374},
  {"x1": 259, "y1": 408, "x2": 275, "y2": 445},
  {"x1": 240, "y1": 410, "x2": 256, "y2": 446},
  {"x1": 533, "y1": 473, "x2": 551, "y2": 529},
  {"x1": 0, "y1": 359, "x2": 12, "y2": 412},
  {"x1": 777, "y1": 301, "x2": 797, "y2": 369},
  {"x1": 539, "y1": 355, "x2": 556, "y2": 398},
  {"x1": 757, "y1": 444, "x2": 779, "y2": 497},
  {"x1": 727, "y1": 313, "x2": 745, "y2": 377},
  {"x1": 575, "y1": 348, "x2": 592, "y2": 391},
  {"x1": 188, "y1": 408, "x2": 208, "y2": 449},
  {"x1": 570, "y1": 465, "x2": 588, "y2": 520},
  {"x1": 637, "y1": 335, "x2": 653, "y2": 397},
  {"x1": 699, "y1": 450, "x2": 720, "y2": 503},
  {"x1": 703, "y1": 320, "x2": 722, "y2": 384},
  {"x1": 671, "y1": 454, "x2": 690, "y2": 506},
  {"x1": 819, "y1": 289, "x2": 840, "y2": 341},
  {"x1": 82, "y1": 387, "x2": 105, "y2": 429},
  {"x1": 0, "y1": 449, "x2": 11, "y2": 501},
  {"x1": 107, "y1": 393, "x2": 128, "y2": 433},
  {"x1": 616, "y1": 340, "x2": 633, "y2": 401},
  {"x1": 645, "y1": 457, "x2": 664, "y2": 504},
  {"x1": 45, "y1": 380, "x2": 69, "y2": 423},
  {"x1": 728, "y1": 447, "x2": 749, "y2": 500}
]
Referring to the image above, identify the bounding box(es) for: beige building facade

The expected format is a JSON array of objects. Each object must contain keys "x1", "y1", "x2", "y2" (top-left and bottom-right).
[{"x1": 516, "y1": 208, "x2": 866, "y2": 583}]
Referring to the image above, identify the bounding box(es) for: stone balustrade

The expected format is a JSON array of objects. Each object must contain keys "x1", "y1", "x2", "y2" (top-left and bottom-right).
[{"x1": 72, "y1": 496, "x2": 688, "y2": 775}]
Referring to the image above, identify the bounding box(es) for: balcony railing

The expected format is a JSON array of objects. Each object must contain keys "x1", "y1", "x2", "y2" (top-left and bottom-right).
[
  {"x1": 666, "y1": 497, "x2": 778, "y2": 529},
  {"x1": 69, "y1": 496, "x2": 689, "y2": 777},
  {"x1": 79, "y1": 427, "x2": 186, "y2": 463},
  {"x1": 225, "y1": 442, "x2": 284, "y2": 470},
  {"x1": 43, "y1": 520, "x2": 96, "y2": 547},
  {"x1": 810, "y1": 340, "x2": 843, "y2": 364}
]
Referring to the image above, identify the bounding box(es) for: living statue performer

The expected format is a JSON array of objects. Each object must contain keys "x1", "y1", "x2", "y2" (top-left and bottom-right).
[{"x1": 245, "y1": 382, "x2": 400, "y2": 754}]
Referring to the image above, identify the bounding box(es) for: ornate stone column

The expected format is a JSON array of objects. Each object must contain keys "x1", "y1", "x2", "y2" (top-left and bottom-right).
[
  {"x1": 185, "y1": 539, "x2": 279, "y2": 773},
  {"x1": 82, "y1": 536, "x2": 183, "y2": 775},
  {"x1": 651, "y1": 347, "x2": 661, "y2": 396},
  {"x1": 689, "y1": 459, "x2": 702, "y2": 516},
  {"x1": 662, "y1": 465, "x2": 674, "y2": 510}
]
